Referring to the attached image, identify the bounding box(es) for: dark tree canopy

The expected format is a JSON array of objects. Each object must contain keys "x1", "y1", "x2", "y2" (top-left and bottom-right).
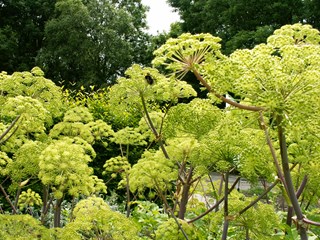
[
  {"x1": 37, "y1": 0, "x2": 150, "y2": 88},
  {"x1": 0, "y1": 0, "x2": 150, "y2": 88},
  {"x1": 0, "y1": 0, "x2": 56, "y2": 72},
  {"x1": 168, "y1": 0, "x2": 309, "y2": 53}
]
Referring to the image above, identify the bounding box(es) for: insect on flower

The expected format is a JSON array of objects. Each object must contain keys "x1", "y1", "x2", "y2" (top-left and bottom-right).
[{"x1": 145, "y1": 73, "x2": 154, "y2": 85}]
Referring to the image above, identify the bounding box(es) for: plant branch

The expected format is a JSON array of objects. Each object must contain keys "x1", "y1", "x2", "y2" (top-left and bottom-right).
[
  {"x1": 192, "y1": 69, "x2": 264, "y2": 112},
  {"x1": 0, "y1": 115, "x2": 21, "y2": 144},
  {"x1": 178, "y1": 166, "x2": 194, "y2": 219},
  {"x1": 239, "y1": 178, "x2": 280, "y2": 215},
  {"x1": 187, "y1": 176, "x2": 240, "y2": 223},
  {"x1": 0, "y1": 184, "x2": 17, "y2": 214},
  {"x1": 259, "y1": 112, "x2": 286, "y2": 188}
]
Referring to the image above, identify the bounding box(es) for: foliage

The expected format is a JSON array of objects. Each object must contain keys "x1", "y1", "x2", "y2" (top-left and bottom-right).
[
  {"x1": 109, "y1": 64, "x2": 196, "y2": 113},
  {"x1": 0, "y1": 0, "x2": 56, "y2": 72},
  {"x1": 131, "y1": 201, "x2": 168, "y2": 239},
  {"x1": 18, "y1": 188, "x2": 43, "y2": 211},
  {"x1": 0, "y1": 214, "x2": 51, "y2": 240},
  {"x1": 0, "y1": 151, "x2": 12, "y2": 176},
  {"x1": 2, "y1": 22, "x2": 320, "y2": 239},
  {"x1": 38, "y1": 137, "x2": 106, "y2": 199},
  {"x1": 155, "y1": 218, "x2": 200, "y2": 240},
  {"x1": 129, "y1": 150, "x2": 176, "y2": 196},
  {"x1": 65, "y1": 196, "x2": 140, "y2": 240},
  {"x1": 163, "y1": 98, "x2": 222, "y2": 140},
  {"x1": 167, "y1": 0, "x2": 306, "y2": 53},
  {"x1": 103, "y1": 156, "x2": 131, "y2": 180},
  {"x1": 0, "y1": 67, "x2": 66, "y2": 155},
  {"x1": 37, "y1": 0, "x2": 150, "y2": 87},
  {"x1": 7, "y1": 140, "x2": 46, "y2": 192},
  {"x1": 111, "y1": 127, "x2": 147, "y2": 146}
]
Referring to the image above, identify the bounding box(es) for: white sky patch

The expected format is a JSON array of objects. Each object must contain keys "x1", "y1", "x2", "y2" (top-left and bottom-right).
[{"x1": 141, "y1": 0, "x2": 180, "y2": 35}]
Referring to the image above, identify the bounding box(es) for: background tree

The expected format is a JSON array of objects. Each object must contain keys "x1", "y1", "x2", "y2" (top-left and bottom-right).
[
  {"x1": 167, "y1": 0, "x2": 306, "y2": 54},
  {"x1": 37, "y1": 0, "x2": 150, "y2": 88},
  {"x1": 0, "y1": 0, "x2": 56, "y2": 72},
  {"x1": 0, "y1": 0, "x2": 150, "y2": 88}
]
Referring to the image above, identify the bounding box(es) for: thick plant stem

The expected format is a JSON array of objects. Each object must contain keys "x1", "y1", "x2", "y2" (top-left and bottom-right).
[
  {"x1": 246, "y1": 228, "x2": 250, "y2": 240},
  {"x1": 221, "y1": 172, "x2": 229, "y2": 240},
  {"x1": 14, "y1": 186, "x2": 22, "y2": 209},
  {"x1": 286, "y1": 175, "x2": 308, "y2": 227},
  {"x1": 277, "y1": 116, "x2": 308, "y2": 240},
  {"x1": 178, "y1": 166, "x2": 193, "y2": 220},
  {"x1": 125, "y1": 145, "x2": 131, "y2": 218},
  {"x1": 41, "y1": 187, "x2": 49, "y2": 224},
  {"x1": 54, "y1": 198, "x2": 63, "y2": 228}
]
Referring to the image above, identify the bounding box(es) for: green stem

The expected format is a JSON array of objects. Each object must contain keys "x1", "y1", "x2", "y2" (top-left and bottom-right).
[
  {"x1": 125, "y1": 172, "x2": 131, "y2": 217},
  {"x1": 14, "y1": 186, "x2": 22, "y2": 209},
  {"x1": 140, "y1": 92, "x2": 169, "y2": 159}
]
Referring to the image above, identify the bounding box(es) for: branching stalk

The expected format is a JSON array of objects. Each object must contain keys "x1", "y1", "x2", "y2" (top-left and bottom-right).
[
  {"x1": 178, "y1": 166, "x2": 193, "y2": 220},
  {"x1": 192, "y1": 69, "x2": 264, "y2": 112}
]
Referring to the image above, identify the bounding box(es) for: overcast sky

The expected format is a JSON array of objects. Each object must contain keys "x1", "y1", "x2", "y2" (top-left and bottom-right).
[{"x1": 141, "y1": 0, "x2": 180, "y2": 35}]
